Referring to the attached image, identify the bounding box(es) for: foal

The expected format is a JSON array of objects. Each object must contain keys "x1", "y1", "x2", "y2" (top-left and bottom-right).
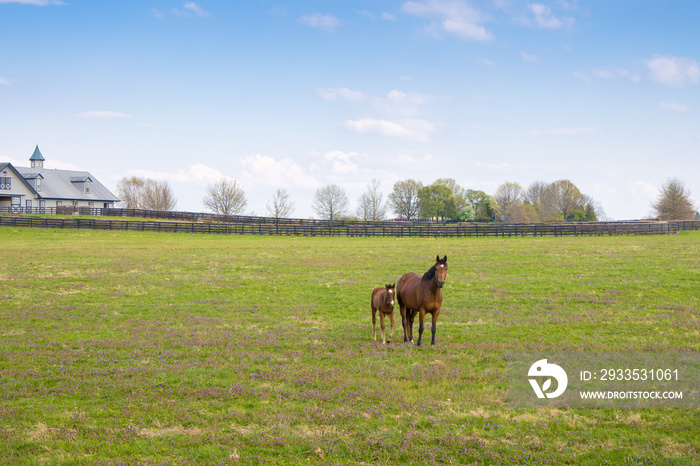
[{"x1": 371, "y1": 283, "x2": 396, "y2": 344}]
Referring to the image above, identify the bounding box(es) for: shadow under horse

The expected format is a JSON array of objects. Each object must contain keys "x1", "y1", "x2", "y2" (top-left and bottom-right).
[{"x1": 396, "y1": 255, "x2": 448, "y2": 346}]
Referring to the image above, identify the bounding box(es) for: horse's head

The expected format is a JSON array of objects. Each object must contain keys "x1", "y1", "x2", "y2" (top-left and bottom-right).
[
  {"x1": 385, "y1": 283, "x2": 396, "y2": 307},
  {"x1": 434, "y1": 255, "x2": 448, "y2": 288}
]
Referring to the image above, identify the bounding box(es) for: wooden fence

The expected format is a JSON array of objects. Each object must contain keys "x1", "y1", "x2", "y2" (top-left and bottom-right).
[{"x1": 2, "y1": 214, "x2": 696, "y2": 238}]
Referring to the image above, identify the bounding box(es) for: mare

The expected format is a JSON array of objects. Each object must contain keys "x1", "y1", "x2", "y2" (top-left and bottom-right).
[
  {"x1": 371, "y1": 283, "x2": 396, "y2": 344},
  {"x1": 396, "y1": 255, "x2": 448, "y2": 346}
]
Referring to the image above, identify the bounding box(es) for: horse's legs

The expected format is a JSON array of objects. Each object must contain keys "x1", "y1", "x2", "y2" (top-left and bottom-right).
[
  {"x1": 430, "y1": 314, "x2": 437, "y2": 345},
  {"x1": 407, "y1": 309, "x2": 415, "y2": 344},
  {"x1": 372, "y1": 308, "x2": 377, "y2": 341},
  {"x1": 400, "y1": 305, "x2": 409, "y2": 342},
  {"x1": 380, "y1": 311, "x2": 386, "y2": 344},
  {"x1": 431, "y1": 310, "x2": 440, "y2": 345},
  {"x1": 388, "y1": 311, "x2": 394, "y2": 344},
  {"x1": 416, "y1": 309, "x2": 427, "y2": 346}
]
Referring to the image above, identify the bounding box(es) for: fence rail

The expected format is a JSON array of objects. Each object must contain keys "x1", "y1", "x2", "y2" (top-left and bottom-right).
[{"x1": 2, "y1": 214, "x2": 697, "y2": 238}]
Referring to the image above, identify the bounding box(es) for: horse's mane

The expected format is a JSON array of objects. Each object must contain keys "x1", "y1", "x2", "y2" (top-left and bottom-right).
[{"x1": 421, "y1": 259, "x2": 446, "y2": 282}]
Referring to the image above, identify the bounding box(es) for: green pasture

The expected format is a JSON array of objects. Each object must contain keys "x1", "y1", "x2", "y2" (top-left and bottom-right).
[{"x1": 0, "y1": 227, "x2": 699, "y2": 464}]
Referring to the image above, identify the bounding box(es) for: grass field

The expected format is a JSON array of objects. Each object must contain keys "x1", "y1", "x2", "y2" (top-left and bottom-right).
[{"x1": 1, "y1": 227, "x2": 699, "y2": 465}]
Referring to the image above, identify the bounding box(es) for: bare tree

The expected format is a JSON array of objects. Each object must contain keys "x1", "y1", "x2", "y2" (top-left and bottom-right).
[
  {"x1": 203, "y1": 179, "x2": 247, "y2": 215},
  {"x1": 652, "y1": 178, "x2": 697, "y2": 220},
  {"x1": 356, "y1": 179, "x2": 387, "y2": 221},
  {"x1": 116, "y1": 176, "x2": 145, "y2": 209},
  {"x1": 312, "y1": 184, "x2": 349, "y2": 220},
  {"x1": 116, "y1": 177, "x2": 176, "y2": 211},
  {"x1": 388, "y1": 179, "x2": 423, "y2": 220},
  {"x1": 493, "y1": 182, "x2": 524, "y2": 222},
  {"x1": 267, "y1": 188, "x2": 295, "y2": 218},
  {"x1": 142, "y1": 179, "x2": 177, "y2": 211},
  {"x1": 524, "y1": 180, "x2": 556, "y2": 222}
]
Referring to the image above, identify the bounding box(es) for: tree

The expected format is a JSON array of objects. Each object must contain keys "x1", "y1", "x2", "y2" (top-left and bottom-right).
[
  {"x1": 549, "y1": 180, "x2": 585, "y2": 220},
  {"x1": 492, "y1": 182, "x2": 524, "y2": 222},
  {"x1": 356, "y1": 179, "x2": 387, "y2": 221},
  {"x1": 464, "y1": 189, "x2": 493, "y2": 220},
  {"x1": 116, "y1": 176, "x2": 176, "y2": 211},
  {"x1": 142, "y1": 179, "x2": 177, "y2": 211},
  {"x1": 203, "y1": 179, "x2": 247, "y2": 215},
  {"x1": 116, "y1": 176, "x2": 145, "y2": 209},
  {"x1": 266, "y1": 188, "x2": 295, "y2": 219},
  {"x1": 434, "y1": 178, "x2": 467, "y2": 213},
  {"x1": 312, "y1": 184, "x2": 349, "y2": 220},
  {"x1": 651, "y1": 178, "x2": 697, "y2": 220},
  {"x1": 388, "y1": 179, "x2": 423, "y2": 220},
  {"x1": 418, "y1": 183, "x2": 457, "y2": 221},
  {"x1": 524, "y1": 180, "x2": 556, "y2": 222}
]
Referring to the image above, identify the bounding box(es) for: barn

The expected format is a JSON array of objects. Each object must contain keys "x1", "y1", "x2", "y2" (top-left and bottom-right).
[{"x1": 0, "y1": 146, "x2": 120, "y2": 213}]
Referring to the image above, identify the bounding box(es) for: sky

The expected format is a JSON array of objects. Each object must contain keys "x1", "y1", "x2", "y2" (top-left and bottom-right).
[{"x1": 1, "y1": 0, "x2": 699, "y2": 220}]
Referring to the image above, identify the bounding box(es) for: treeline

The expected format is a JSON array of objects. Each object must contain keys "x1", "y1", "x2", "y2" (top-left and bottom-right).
[
  {"x1": 351, "y1": 178, "x2": 603, "y2": 223},
  {"x1": 115, "y1": 176, "x2": 698, "y2": 222}
]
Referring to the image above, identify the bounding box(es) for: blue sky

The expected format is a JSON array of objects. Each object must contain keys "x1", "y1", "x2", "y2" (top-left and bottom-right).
[{"x1": 1, "y1": 0, "x2": 699, "y2": 219}]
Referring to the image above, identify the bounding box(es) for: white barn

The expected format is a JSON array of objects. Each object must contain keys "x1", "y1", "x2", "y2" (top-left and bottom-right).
[{"x1": 0, "y1": 146, "x2": 119, "y2": 213}]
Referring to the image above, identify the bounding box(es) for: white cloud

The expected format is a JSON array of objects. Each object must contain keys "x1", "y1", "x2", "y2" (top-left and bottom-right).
[
  {"x1": 299, "y1": 13, "x2": 341, "y2": 33},
  {"x1": 614, "y1": 68, "x2": 641, "y2": 82},
  {"x1": 344, "y1": 118, "x2": 435, "y2": 142},
  {"x1": 528, "y1": 3, "x2": 574, "y2": 29},
  {"x1": 316, "y1": 86, "x2": 366, "y2": 101},
  {"x1": 379, "y1": 89, "x2": 434, "y2": 117},
  {"x1": 0, "y1": 0, "x2": 65, "y2": 5},
  {"x1": 240, "y1": 154, "x2": 318, "y2": 188},
  {"x1": 0, "y1": 76, "x2": 10, "y2": 85},
  {"x1": 173, "y1": 2, "x2": 208, "y2": 18},
  {"x1": 76, "y1": 111, "x2": 132, "y2": 120},
  {"x1": 521, "y1": 51, "x2": 540, "y2": 63},
  {"x1": 644, "y1": 55, "x2": 700, "y2": 87},
  {"x1": 628, "y1": 180, "x2": 659, "y2": 206},
  {"x1": 322, "y1": 150, "x2": 360, "y2": 174},
  {"x1": 382, "y1": 12, "x2": 397, "y2": 21},
  {"x1": 128, "y1": 163, "x2": 223, "y2": 184},
  {"x1": 401, "y1": 0, "x2": 493, "y2": 42},
  {"x1": 660, "y1": 101, "x2": 688, "y2": 112}
]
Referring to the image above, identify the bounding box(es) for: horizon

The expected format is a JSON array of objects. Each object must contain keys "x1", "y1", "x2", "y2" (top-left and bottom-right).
[{"x1": 1, "y1": 1, "x2": 698, "y2": 220}]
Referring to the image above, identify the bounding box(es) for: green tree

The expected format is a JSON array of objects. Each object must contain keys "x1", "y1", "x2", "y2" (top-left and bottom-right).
[
  {"x1": 418, "y1": 183, "x2": 457, "y2": 221},
  {"x1": 465, "y1": 189, "x2": 493, "y2": 220},
  {"x1": 434, "y1": 178, "x2": 467, "y2": 213},
  {"x1": 549, "y1": 180, "x2": 584, "y2": 220}
]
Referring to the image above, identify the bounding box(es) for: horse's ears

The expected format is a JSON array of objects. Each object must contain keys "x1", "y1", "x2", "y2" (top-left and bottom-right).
[
  {"x1": 436, "y1": 254, "x2": 440, "y2": 262},
  {"x1": 392, "y1": 283, "x2": 396, "y2": 288},
  {"x1": 443, "y1": 255, "x2": 447, "y2": 262}
]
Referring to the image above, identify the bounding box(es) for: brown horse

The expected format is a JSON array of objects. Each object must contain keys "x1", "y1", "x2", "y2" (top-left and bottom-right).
[
  {"x1": 371, "y1": 283, "x2": 396, "y2": 344},
  {"x1": 396, "y1": 255, "x2": 448, "y2": 346}
]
